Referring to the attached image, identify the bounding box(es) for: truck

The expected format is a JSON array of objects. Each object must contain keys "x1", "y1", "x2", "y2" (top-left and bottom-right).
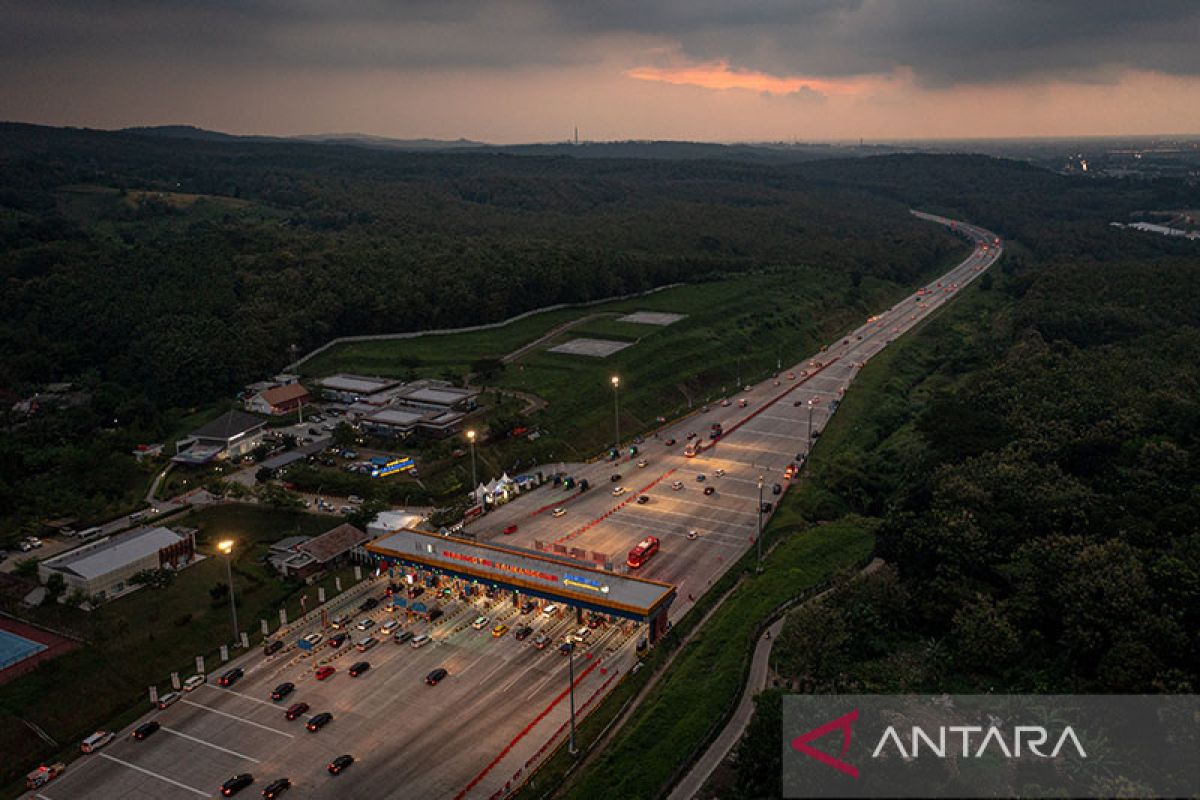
[{"x1": 26, "y1": 763, "x2": 66, "y2": 790}]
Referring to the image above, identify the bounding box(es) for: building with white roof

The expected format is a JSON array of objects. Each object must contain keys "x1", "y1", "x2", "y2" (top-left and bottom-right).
[
  {"x1": 316, "y1": 374, "x2": 403, "y2": 404},
  {"x1": 38, "y1": 527, "x2": 196, "y2": 601}
]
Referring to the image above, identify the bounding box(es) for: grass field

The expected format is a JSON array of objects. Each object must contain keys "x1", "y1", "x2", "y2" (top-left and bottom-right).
[{"x1": 0, "y1": 505, "x2": 360, "y2": 797}]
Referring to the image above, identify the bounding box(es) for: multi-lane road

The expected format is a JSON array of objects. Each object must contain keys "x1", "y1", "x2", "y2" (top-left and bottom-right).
[{"x1": 27, "y1": 214, "x2": 1000, "y2": 800}]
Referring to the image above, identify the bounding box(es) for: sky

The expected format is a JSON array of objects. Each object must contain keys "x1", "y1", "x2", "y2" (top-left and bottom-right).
[{"x1": 4, "y1": 1, "x2": 1200, "y2": 143}]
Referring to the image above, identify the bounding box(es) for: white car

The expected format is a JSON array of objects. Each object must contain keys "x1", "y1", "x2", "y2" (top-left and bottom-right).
[
  {"x1": 157, "y1": 691, "x2": 181, "y2": 710},
  {"x1": 552, "y1": 507, "x2": 566, "y2": 518},
  {"x1": 636, "y1": 459, "x2": 648, "y2": 468},
  {"x1": 379, "y1": 620, "x2": 400, "y2": 635},
  {"x1": 81, "y1": 731, "x2": 115, "y2": 753},
  {"x1": 356, "y1": 618, "x2": 376, "y2": 631},
  {"x1": 471, "y1": 616, "x2": 490, "y2": 630},
  {"x1": 686, "y1": 530, "x2": 699, "y2": 540},
  {"x1": 611, "y1": 486, "x2": 627, "y2": 497},
  {"x1": 303, "y1": 632, "x2": 323, "y2": 647},
  {"x1": 671, "y1": 480, "x2": 684, "y2": 491},
  {"x1": 182, "y1": 675, "x2": 205, "y2": 692},
  {"x1": 714, "y1": 468, "x2": 726, "y2": 477}
]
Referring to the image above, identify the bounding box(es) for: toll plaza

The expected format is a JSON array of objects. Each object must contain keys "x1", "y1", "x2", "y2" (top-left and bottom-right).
[{"x1": 365, "y1": 528, "x2": 677, "y2": 643}]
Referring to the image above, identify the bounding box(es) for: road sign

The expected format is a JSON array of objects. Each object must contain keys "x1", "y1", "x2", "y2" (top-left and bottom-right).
[{"x1": 170, "y1": 672, "x2": 180, "y2": 690}]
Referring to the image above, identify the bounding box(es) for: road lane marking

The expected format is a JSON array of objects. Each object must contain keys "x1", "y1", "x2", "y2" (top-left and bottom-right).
[
  {"x1": 161, "y1": 726, "x2": 261, "y2": 762},
  {"x1": 477, "y1": 658, "x2": 511, "y2": 686},
  {"x1": 203, "y1": 683, "x2": 280, "y2": 708},
  {"x1": 180, "y1": 699, "x2": 294, "y2": 737},
  {"x1": 97, "y1": 753, "x2": 210, "y2": 797}
]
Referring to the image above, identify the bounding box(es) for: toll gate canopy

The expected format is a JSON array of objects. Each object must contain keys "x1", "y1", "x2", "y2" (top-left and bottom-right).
[{"x1": 366, "y1": 528, "x2": 675, "y2": 637}]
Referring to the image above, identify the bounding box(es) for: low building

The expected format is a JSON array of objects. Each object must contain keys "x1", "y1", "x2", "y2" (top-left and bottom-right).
[
  {"x1": 276, "y1": 523, "x2": 369, "y2": 579},
  {"x1": 361, "y1": 407, "x2": 425, "y2": 438},
  {"x1": 245, "y1": 382, "x2": 311, "y2": 416},
  {"x1": 131, "y1": 443, "x2": 164, "y2": 462},
  {"x1": 367, "y1": 511, "x2": 427, "y2": 538},
  {"x1": 173, "y1": 410, "x2": 266, "y2": 464},
  {"x1": 393, "y1": 380, "x2": 479, "y2": 412},
  {"x1": 416, "y1": 410, "x2": 464, "y2": 438},
  {"x1": 316, "y1": 374, "x2": 403, "y2": 405},
  {"x1": 38, "y1": 527, "x2": 196, "y2": 602}
]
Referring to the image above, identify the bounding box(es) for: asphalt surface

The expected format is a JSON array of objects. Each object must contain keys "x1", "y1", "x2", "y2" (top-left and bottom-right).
[{"x1": 27, "y1": 214, "x2": 1000, "y2": 800}]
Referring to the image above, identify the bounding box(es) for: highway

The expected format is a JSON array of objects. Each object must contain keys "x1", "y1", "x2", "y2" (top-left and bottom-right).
[{"x1": 27, "y1": 214, "x2": 1000, "y2": 800}]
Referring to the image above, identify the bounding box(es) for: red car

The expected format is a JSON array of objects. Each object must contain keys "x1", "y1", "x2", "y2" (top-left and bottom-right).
[
  {"x1": 285, "y1": 702, "x2": 309, "y2": 721},
  {"x1": 315, "y1": 666, "x2": 336, "y2": 681},
  {"x1": 502, "y1": 524, "x2": 518, "y2": 535}
]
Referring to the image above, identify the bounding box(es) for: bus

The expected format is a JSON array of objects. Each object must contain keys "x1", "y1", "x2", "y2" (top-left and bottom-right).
[{"x1": 626, "y1": 536, "x2": 660, "y2": 569}]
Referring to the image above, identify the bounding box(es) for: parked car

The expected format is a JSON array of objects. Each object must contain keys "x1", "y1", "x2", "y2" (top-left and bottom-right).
[
  {"x1": 306, "y1": 712, "x2": 333, "y2": 732},
  {"x1": 270, "y1": 682, "x2": 294, "y2": 702},
  {"x1": 218, "y1": 668, "x2": 244, "y2": 687},
  {"x1": 183, "y1": 674, "x2": 205, "y2": 692},
  {"x1": 285, "y1": 702, "x2": 309, "y2": 721},
  {"x1": 262, "y1": 777, "x2": 290, "y2": 799},
  {"x1": 220, "y1": 773, "x2": 253, "y2": 796},
  {"x1": 157, "y1": 691, "x2": 181, "y2": 710},
  {"x1": 132, "y1": 721, "x2": 160, "y2": 740}
]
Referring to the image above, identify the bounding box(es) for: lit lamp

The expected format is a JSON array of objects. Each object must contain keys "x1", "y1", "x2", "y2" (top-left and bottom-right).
[
  {"x1": 611, "y1": 376, "x2": 621, "y2": 454},
  {"x1": 466, "y1": 429, "x2": 479, "y2": 506},
  {"x1": 218, "y1": 539, "x2": 239, "y2": 645}
]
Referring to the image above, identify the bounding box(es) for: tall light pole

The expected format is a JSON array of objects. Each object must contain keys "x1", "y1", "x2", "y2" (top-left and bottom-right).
[
  {"x1": 466, "y1": 429, "x2": 478, "y2": 506},
  {"x1": 756, "y1": 475, "x2": 764, "y2": 573},
  {"x1": 218, "y1": 539, "x2": 239, "y2": 645},
  {"x1": 611, "y1": 376, "x2": 621, "y2": 454},
  {"x1": 807, "y1": 398, "x2": 816, "y2": 454},
  {"x1": 567, "y1": 642, "x2": 578, "y2": 754}
]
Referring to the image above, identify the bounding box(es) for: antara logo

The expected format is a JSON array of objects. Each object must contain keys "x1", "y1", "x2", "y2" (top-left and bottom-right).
[{"x1": 791, "y1": 711, "x2": 1087, "y2": 778}]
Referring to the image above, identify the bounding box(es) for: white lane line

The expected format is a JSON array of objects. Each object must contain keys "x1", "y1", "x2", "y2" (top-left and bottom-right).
[
  {"x1": 161, "y1": 726, "x2": 261, "y2": 762},
  {"x1": 457, "y1": 652, "x2": 490, "y2": 675},
  {"x1": 36, "y1": 794, "x2": 53, "y2": 800},
  {"x1": 97, "y1": 753, "x2": 210, "y2": 797},
  {"x1": 524, "y1": 662, "x2": 567, "y2": 701},
  {"x1": 180, "y1": 699, "x2": 294, "y2": 738},
  {"x1": 477, "y1": 659, "x2": 510, "y2": 686},
  {"x1": 203, "y1": 684, "x2": 279, "y2": 708}
]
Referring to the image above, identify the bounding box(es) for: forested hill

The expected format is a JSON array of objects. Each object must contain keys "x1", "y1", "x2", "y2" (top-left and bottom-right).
[{"x1": 0, "y1": 121, "x2": 960, "y2": 409}]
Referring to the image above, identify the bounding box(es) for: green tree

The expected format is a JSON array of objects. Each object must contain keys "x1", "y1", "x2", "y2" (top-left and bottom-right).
[{"x1": 950, "y1": 593, "x2": 1021, "y2": 674}]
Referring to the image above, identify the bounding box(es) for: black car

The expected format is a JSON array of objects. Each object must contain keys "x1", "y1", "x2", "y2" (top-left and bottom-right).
[
  {"x1": 772, "y1": 483, "x2": 782, "y2": 495},
  {"x1": 609, "y1": 473, "x2": 621, "y2": 482},
  {"x1": 328, "y1": 754, "x2": 354, "y2": 775},
  {"x1": 263, "y1": 639, "x2": 283, "y2": 656},
  {"x1": 359, "y1": 597, "x2": 379, "y2": 612},
  {"x1": 329, "y1": 633, "x2": 349, "y2": 648},
  {"x1": 514, "y1": 625, "x2": 534, "y2": 641},
  {"x1": 306, "y1": 712, "x2": 333, "y2": 732},
  {"x1": 703, "y1": 486, "x2": 715, "y2": 496},
  {"x1": 219, "y1": 667, "x2": 244, "y2": 687},
  {"x1": 221, "y1": 774, "x2": 253, "y2": 796},
  {"x1": 521, "y1": 601, "x2": 536, "y2": 614},
  {"x1": 262, "y1": 778, "x2": 290, "y2": 799},
  {"x1": 426, "y1": 668, "x2": 448, "y2": 686},
  {"x1": 558, "y1": 641, "x2": 575, "y2": 655},
  {"x1": 427, "y1": 608, "x2": 443, "y2": 623},
  {"x1": 270, "y1": 682, "x2": 294, "y2": 701},
  {"x1": 132, "y1": 721, "x2": 160, "y2": 740},
  {"x1": 636, "y1": 495, "x2": 650, "y2": 504},
  {"x1": 349, "y1": 661, "x2": 371, "y2": 678},
  {"x1": 760, "y1": 502, "x2": 773, "y2": 513},
  {"x1": 393, "y1": 630, "x2": 414, "y2": 644}
]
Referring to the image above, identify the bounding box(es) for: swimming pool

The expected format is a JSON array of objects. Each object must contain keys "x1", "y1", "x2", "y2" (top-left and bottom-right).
[{"x1": 0, "y1": 629, "x2": 47, "y2": 670}]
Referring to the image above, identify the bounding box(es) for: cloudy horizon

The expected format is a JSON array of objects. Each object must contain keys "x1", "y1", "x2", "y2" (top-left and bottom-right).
[{"x1": 5, "y1": 1, "x2": 1200, "y2": 143}]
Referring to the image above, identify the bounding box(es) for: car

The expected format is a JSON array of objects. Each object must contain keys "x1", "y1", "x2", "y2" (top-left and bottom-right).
[
  {"x1": 156, "y1": 690, "x2": 181, "y2": 709},
  {"x1": 407, "y1": 586, "x2": 425, "y2": 599},
  {"x1": 664, "y1": 438, "x2": 676, "y2": 446},
  {"x1": 772, "y1": 483, "x2": 782, "y2": 495},
  {"x1": 671, "y1": 480, "x2": 684, "y2": 490},
  {"x1": 306, "y1": 712, "x2": 333, "y2": 732},
  {"x1": 81, "y1": 730, "x2": 115, "y2": 753},
  {"x1": 492, "y1": 624, "x2": 509, "y2": 637},
  {"x1": 329, "y1": 633, "x2": 349, "y2": 648},
  {"x1": 263, "y1": 639, "x2": 283, "y2": 656},
  {"x1": 379, "y1": 619, "x2": 400, "y2": 636},
  {"x1": 359, "y1": 597, "x2": 379, "y2": 612},
  {"x1": 552, "y1": 507, "x2": 566, "y2": 518},
  {"x1": 132, "y1": 721, "x2": 160, "y2": 740},
  {"x1": 356, "y1": 636, "x2": 377, "y2": 652},
  {"x1": 218, "y1": 667, "x2": 244, "y2": 687},
  {"x1": 704, "y1": 486, "x2": 716, "y2": 496},
  {"x1": 349, "y1": 661, "x2": 371, "y2": 677},
  {"x1": 533, "y1": 634, "x2": 551, "y2": 649},
  {"x1": 183, "y1": 674, "x2": 205, "y2": 692},
  {"x1": 328, "y1": 754, "x2": 355, "y2": 775},
  {"x1": 262, "y1": 778, "x2": 290, "y2": 799},
  {"x1": 687, "y1": 529, "x2": 699, "y2": 540},
  {"x1": 636, "y1": 459, "x2": 648, "y2": 468},
  {"x1": 471, "y1": 616, "x2": 490, "y2": 630},
  {"x1": 761, "y1": 502, "x2": 774, "y2": 513},
  {"x1": 271, "y1": 682, "x2": 294, "y2": 701},
  {"x1": 302, "y1": 633, "x2": 323, "y2": 647},
  {"x1": 426, "y1": 668, "x2": 448, "y2": 686},
  {"x1": 315, "y1": 666, "x2": 336, "y2": 681},
  {"x1": 720, "y1": 398, "x2": 731, "y2": 407},
  {"x1": 636, "y1": 495, "x2": 650, "y2": 504},
  {"x1": 695, "y1": 474, "x2": 705, "y2": 482},
  {"x1": 221, "y1": 773, "x2": 254, "y2": 796},
  {"x1": 501, "y1": 524, "x2": 519, "y2": 535},
  {"x1": 787, "y1": 372, "x2": 795, "y2": 379},
  {"x1": 411, "y1": 633, "x2": 433, "y2": 648},
  {"x1": 285, "y1": 702, "x2": 309, "y2": 721},
  {"x1": 521, "y1": 600, "x2": 536, "y2": 614},
  {"x1": 610, "y1": 473, "x2": 621, "y2": 482},
  {"x1": 355, "y1": 618, "x2": 375, "y2": 631},
  {"x1": 686, "y1": 431, "x2": 696, "y2": 440},
  {"x1": 347, "y1": 494, "x2": 362, "y2": 504},
  {"x1": 701, "y1": 405, "x2": 709, "y2": 412},
  {"x1": 714, "y1": 468, "x2": 726, "y2": 477},
  {"x1": 587, "y1": 617, "x2": 603, "y2": 629},
  {"x1": 394, "y1": 630, "x2": 414, "y2": 644},
  {"x1": 514, "y1": 625, "x2": 534, "y2": 641},
  {"x1": 558, "y1": 641, "x2": 575, "y2": 656},
  {"x1": 738, "y1": 399, "x2": 748, "y2": 408}
]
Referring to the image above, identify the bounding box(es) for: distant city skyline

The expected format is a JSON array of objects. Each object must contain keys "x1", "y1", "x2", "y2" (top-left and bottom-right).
[{"x1": 5, "y1": 1, "x2": 1199, "y2": 143}]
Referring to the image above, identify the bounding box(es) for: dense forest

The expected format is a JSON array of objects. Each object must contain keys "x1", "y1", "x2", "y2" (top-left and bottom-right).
[
  {"x1": 0, "y1": 122, "x2": 968, "y2": 539},
  {"x1": 720, "y1": 160, "x2": 1200, "y2": 798}
]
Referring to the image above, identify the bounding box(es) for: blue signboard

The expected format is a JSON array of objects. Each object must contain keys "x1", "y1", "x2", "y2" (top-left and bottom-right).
[{"x1": 371, "y1": 457, "x2": 415, "y2": 478}]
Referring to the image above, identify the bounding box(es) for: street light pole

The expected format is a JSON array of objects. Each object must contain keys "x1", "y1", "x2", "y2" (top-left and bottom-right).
[
  {"x1": 807, "y1": 399, "x2": 815, "y2": 455},
  {"x1": 568, "y1": 642, "x2": 578, "y2": 754},
  {"x1": 467, "y1": 430, "x2": 478, "y2": 506},
  {"x1": 218, "y1": 540, "x2": 238, "y2": 645},
  {"x1": 611, "y1": 376, "x2": 621, "y2": 453},
  {"x1": 756, "y1": 475, "x2": 764, "y2": 573}
]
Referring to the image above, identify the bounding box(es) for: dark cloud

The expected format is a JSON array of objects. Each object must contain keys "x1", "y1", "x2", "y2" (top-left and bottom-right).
[{"x1": 4, "y1": 0, "x2": 1199, "y2": 85}]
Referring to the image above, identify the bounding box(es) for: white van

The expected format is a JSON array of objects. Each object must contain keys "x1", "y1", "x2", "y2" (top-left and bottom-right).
[
  {"x1": 379, "y1": 620, "x2": 400, "y2": 636},
  {"x1": 355, "y1": 636, "x2": 378, "y2": 652},
  {"x1": 542, "y1": 604, "x2": 560, "y2": 618},
  {"x1": 183, "y1": 675, "x2": 205, "y2": 692},
  {"x1": 410, "y1": 634, "x2": 432, "y2": 649},
  {"x1": 330, "y1": 614, "x2": 352, "y2": 630},
  {"x1": 80, "y1": 731, "x2": 114, "y2": 753},
  {"x1": 157, "y1": 691, "x2": 181, "y2": 710}
]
